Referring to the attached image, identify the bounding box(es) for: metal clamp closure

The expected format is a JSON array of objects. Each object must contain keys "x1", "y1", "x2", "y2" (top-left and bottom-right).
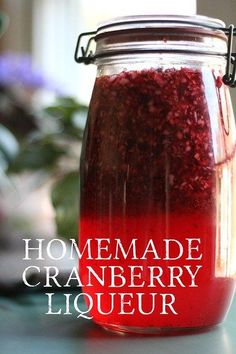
[
  {"x1": 74, "y1": 31, "x2": 96, "y2": 64},
  {"x1": 222, "y1": 25, "x2": 236, "y2": 87}
]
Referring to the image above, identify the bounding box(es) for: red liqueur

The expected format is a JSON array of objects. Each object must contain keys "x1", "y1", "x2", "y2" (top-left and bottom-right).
[{"x1": 77, "y1": 15, "x2": 236, "y2": 333}]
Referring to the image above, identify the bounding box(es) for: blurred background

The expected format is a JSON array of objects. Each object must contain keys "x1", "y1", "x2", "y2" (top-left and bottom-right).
[{"x1": 0, "y1": 0, "x2": 235, "y2": 291}]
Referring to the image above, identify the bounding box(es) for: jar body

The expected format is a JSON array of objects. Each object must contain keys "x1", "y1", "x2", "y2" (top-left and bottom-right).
[{"x1": 79, "y1": 54, "x2": 236, "y2": 333}]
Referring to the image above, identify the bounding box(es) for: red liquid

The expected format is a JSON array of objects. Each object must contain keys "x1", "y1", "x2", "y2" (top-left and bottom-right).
[{"x1": 79, "y1": 68, "x2": 236, "y2": 332}]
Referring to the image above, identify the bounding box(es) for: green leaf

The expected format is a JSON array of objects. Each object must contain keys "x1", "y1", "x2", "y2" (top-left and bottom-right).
[
  {"x1": 62, "y1": 126, "x2": 84, "y2": 140},
  {"x1": 57, "y1": 96, "x2": 87, "y2": 110},
  {"x1": 44, "y1": 106, "x2": 65, "y2": 118},
  {"x1": 0, "y1": 124, "x2": 19, "y2": 164},
  {"x1": 51, "y1": 171, "x2": 79, "y2": 238},
  {"x1": 8, "y1": 141, "x2": 66, "y2": 173},
  {"x1": 44, "y1": 97, "x2": 88, "y2": 129}
]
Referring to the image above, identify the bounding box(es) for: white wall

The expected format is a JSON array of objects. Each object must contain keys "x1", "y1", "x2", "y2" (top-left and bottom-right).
[{"x1": 32, "y1": 0, "x2": 197, "y2": 105}]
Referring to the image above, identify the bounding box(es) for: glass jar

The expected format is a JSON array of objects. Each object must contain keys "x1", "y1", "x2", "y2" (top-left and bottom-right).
[{"x1": 76, "y1": 15, "x2": 236, "y2": 334}]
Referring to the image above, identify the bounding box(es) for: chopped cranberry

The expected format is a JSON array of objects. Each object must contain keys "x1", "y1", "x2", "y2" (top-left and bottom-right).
[
  {"x1": 81, "y1": 67, "x2": 218, "y2": 214},
  {"x1": 215, "y1": 75, "x2": 223, "y2": 88}
]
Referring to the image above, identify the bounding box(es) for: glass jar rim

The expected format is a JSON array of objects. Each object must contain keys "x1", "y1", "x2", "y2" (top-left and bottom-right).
[
  {"x1": 75, "y1": 14, "x2": 236, "y2": 88},
  {"x1": 96, "y1": 15, "x2": 226, "y2": 35},
  {"x1": 91, "y1": 14, "x2": 228, "y2": 62}
]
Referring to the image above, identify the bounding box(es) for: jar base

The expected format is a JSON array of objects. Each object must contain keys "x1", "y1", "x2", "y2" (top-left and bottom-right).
[{"x1": 99, "y1": 323, "x2": 219, "y2": 336}]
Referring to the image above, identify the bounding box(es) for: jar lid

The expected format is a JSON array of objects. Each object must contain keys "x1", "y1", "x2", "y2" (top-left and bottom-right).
[
  {"x1": 96, "y1": 15, "x2": 225, "y2": 34},
  {"x1": 75, "y1": 15, "x2": 236, "y2": 87}
]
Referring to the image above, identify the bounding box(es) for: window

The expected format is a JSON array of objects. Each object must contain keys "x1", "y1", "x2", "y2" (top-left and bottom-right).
[{"x1": 32, "y1": 0, "x2": 196, "y2": 105}]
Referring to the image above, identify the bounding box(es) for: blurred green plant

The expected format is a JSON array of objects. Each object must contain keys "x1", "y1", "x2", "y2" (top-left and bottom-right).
[
  {"x1": 6, "y1": 96, "x2": 87, "y2": 238},
  {"x1": 0, "y1": 123, "x2": 19, "y2": 189},
  {"x1": 0, "y1": 20, "x2": 87, "y2": 237},
  {"x1": 0, "y1": 17, "x2": 86, "y2": 238}
]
